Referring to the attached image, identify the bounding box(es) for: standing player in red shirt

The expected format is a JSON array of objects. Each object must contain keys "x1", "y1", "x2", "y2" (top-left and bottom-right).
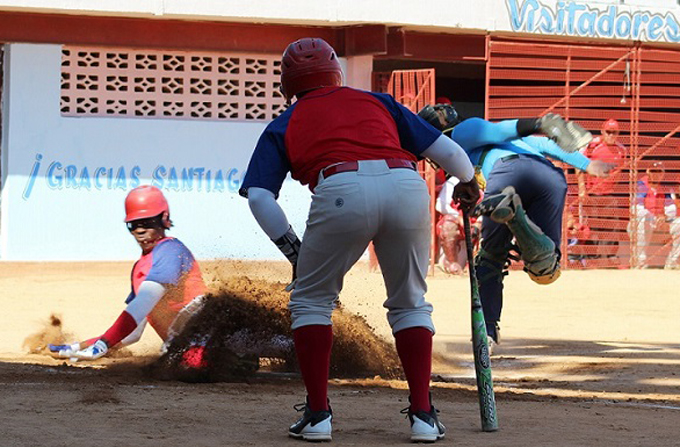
[
  {"x1": 579, "y1": 118, "x2": 627, "y2": 260},
  {"x1": 240, "y1": 38, "x2": 479, "y2": 442},
  {"x1": 49, "y1": 185, "x2": 207, "y2": 361}
]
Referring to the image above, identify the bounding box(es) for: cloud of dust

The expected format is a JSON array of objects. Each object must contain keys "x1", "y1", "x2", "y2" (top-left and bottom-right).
[
  {"x1": 22, "y1": 314, "x2": 72, "y2": 354},
  {"x1": 148, "y1": 275, "x2": 403, "y2": 383}
]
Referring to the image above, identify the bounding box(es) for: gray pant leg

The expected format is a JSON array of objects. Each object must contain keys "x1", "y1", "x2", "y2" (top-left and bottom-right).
[
  {"x1": 372, "y1": 170, "x2": 434, "y2": 334},
  {"x1": 289, "y1": 178, "x2": 372, "y2": 329}
]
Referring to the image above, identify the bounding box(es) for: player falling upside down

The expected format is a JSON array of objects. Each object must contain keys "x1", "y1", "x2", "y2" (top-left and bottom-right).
[
  {"x1": 240, "y1": 38, "x2": 479, "y2": 442},
  {"x1": 419, "y1": 104, "x2": 614, "y2": 351},
  {"x1": 49, "y1": 185, "x2": 207, "y2": 361}
]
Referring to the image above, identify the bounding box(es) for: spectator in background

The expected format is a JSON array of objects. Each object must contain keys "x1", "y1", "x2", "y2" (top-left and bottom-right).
[
  {"x1": 628, "y1": 161, "x2": 680, "y2": 269},
  {"x1": 434, "y1": 168, "x2": 482, "y2": 275},
  {"x1": 565, "y1": 206, "x2": 591, "y2": 268},
  {"x1": 579, "y1": 118, "x2": 627, "y2": 260}
]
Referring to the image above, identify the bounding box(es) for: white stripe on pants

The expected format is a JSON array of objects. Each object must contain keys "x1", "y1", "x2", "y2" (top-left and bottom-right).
[{"x1": 289, "y1": 160, "x2": 435, "y2": 335}]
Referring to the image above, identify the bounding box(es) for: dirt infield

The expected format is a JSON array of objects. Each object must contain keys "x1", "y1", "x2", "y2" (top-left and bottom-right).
[{"x1": 1, "y1": 261, "x2": 678, "y2": 446}]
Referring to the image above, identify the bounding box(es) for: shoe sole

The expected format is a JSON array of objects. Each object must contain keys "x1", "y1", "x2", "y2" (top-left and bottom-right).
[
  {"x1": 289, "y1": 432, "x2": 332, "y2": 442},
  {"x1": 490, "y1": 207, "x2": 513, "y2": 223},
  {"x1": 411, "y1": 433, "x2": 445, "y2": 443},
  {"x1": 472, "y1": 195, "x2": 506, "y2": 218}
]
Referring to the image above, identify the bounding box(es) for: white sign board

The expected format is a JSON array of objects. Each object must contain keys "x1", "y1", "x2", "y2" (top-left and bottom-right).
[{"x1": 1, "y1": 44, "x2": 312, "y2": 261}]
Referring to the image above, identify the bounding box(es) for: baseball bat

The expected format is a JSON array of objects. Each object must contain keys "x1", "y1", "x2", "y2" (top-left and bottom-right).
[{"x1": 463, "y1": 211, "x2": 499, "y2": 432}]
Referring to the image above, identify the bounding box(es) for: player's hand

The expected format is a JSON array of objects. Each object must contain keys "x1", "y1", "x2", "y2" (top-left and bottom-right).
[
  {"x1": 48, "y1": 342, "x2": 81, "y2": 358},
  {"x1": 453, "y1": 177, "x2": 481, "y2": 214},
  {"x1": 586, "y1": 160, "x2": 616, "y2": 178},
  {"x1": 70, "y1": 340, "x2": 109, "y2": 361}
]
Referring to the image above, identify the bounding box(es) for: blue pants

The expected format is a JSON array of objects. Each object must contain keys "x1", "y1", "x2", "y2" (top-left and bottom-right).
[{"x1": 476, "y1": 155, "x2": 567, "y2": 337}]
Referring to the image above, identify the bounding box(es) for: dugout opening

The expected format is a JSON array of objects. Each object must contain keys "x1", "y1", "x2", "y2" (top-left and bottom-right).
[{"x1": 372, "y1": 58, "x2": 486, "y2": 119}]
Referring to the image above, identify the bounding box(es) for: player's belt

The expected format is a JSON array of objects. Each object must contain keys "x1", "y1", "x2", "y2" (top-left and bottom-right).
[
  {"x1": 498, "y1": 154, "x2": 520, "y2": 163},
  {"x1": 321, "y1": 159, "x2": 416, "y2": 179}
]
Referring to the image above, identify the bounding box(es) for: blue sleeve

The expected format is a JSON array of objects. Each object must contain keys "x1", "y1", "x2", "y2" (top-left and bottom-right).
[
  {"x1": 522, "y1": 136, "x2": 591, "y2": 171},
  {"x1": 370, "y1": 92, "x2": 440, "y2": 156},
  {"x1": 146, "y1": 239, "x2": 195, "y2": 286},
  {"x1": 451, "y1": 118, "x2": 520, "y2": 150},
  {"x1": 239, "y1": 108, "x2": 295, "y2": 198},
  {"x1": 636, "y1": 180, "x2": 647, "y2": 203},
  {"x1": 665, "y1": 193, "x2": 674, "y2": 207}
]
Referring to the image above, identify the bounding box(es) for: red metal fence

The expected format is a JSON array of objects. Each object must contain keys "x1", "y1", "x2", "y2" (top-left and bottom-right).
[{"x1": 487, "y1": 38, "x2": 680, "y2": 270}]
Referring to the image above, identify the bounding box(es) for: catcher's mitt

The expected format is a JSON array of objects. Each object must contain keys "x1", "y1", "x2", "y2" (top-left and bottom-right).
[{"x1": 539, "y1": 113, "x2": 593, "y2": 153}]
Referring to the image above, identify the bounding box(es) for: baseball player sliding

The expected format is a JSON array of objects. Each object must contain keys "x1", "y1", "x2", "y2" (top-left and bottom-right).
[
  {"x1": 49, "y1": 185, "x2": 207, "y2": 362},
  {"x1": 239, "y1": 38, "x2": 480, "y2": 442},
  {"x1": 419, "y1": 104, "x2": 615, "y2": 351}
]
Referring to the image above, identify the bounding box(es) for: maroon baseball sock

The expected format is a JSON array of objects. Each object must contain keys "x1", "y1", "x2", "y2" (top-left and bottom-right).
[
  {"x1": 293, "y1": 324, "x2": 333, "y2": 412},
  {"x1": 395, "y1": 327, "x2": 433, "y2": 412}
]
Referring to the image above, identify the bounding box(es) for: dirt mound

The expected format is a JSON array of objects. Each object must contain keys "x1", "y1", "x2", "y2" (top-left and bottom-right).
[{"x1": 149, "y1": 276, "x2": 402, "y2": 382}]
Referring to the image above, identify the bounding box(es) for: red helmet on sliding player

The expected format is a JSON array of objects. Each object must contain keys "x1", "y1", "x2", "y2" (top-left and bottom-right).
[
  {"x1": 124, "y1": 185, "x2": 170, "y2": 225},
  {"x1": 280, "y1": 37, "x2": 343, "y2": 101}
]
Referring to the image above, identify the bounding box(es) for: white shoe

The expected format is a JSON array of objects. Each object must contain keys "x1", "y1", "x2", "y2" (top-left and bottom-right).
[
  {"x1": 288, "y1": 401, "x2": 332, "y2": 442},
  {"x1": 403, "y1": 406, "x2": 446, "y2": 442}
]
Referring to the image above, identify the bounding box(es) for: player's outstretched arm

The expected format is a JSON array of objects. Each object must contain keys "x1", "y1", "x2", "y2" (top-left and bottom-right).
[{"x1": 52, "y1": 282, "x2": 165, "y2": 361}]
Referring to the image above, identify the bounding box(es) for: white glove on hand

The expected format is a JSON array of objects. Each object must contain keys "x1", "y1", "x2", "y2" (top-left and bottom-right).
[
  {"x1": 586, "y1": 159, "x2": 616, "y2": 178},
  {"x1": 70, "y1": 340, "x2": 109, "y2": 361},
  {"x1": 48, "y1": 342, "x2": 81, "y2": 358}
]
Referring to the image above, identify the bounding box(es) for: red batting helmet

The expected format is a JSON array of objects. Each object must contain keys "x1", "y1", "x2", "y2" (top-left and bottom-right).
[
  {"x1": 125, "y1": 185, "x2": 169, "y2": 223},
  {"x1": 602, "y1": 118, "x2": 620, "y2": 132},
  {"x1": 280, "y1": 37, "x2": 343, "y2": 101}
]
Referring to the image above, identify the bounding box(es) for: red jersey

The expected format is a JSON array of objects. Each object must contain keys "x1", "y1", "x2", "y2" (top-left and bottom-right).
[
  {"x1": 127, "y1": 237, "x2": 206, "y2": 340},
  {"x1": 637, "y1": 176, "x2": 670, "y2": 217},
  {"x1": 582, "y1": 137, "x2": 625, "y2": 194}
]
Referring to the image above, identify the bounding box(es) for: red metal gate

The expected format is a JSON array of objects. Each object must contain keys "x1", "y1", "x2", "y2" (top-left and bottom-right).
[{"x1": 487, "y1": 38, "x2": 680, "y2": 270}]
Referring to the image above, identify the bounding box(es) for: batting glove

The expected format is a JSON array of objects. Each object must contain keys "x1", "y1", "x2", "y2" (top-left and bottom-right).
[
  {"x1": 538, "y1": 113, "x2": 593, "y2": 153},
  {"x1": 453, "y1": 177, "x2": 482, "y2": 214},
  {"x1": 70, "y1": 339, "x2": 109, "y2": 361},
  {"x1": 48, "y1": 342, "x2": 81, "y2": 358},
  {"x1": 273, "y1": 226, "x2": 301, "y2": 292}
]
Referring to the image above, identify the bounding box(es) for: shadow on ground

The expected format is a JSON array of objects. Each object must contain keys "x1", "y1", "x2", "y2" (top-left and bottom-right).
[{"x1": 435, "y1": 337, "x2": 680, "y2": 405}]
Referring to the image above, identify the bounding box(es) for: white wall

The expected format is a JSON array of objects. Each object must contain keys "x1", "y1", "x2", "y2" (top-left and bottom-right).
[
  {"x1": 1, "y1": 44, "x2": 313, "y2": 261},
  {"x1": 1, "y1": 1, "x2": 680, "y2": 43}
]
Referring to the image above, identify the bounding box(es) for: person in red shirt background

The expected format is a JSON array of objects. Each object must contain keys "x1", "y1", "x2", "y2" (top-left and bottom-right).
[
  {"x1": 578, "y1": 118, "x2": 627, "y2": 260},
  {"x1": 628, "y1": 161, "x2": 680, "y2": 269},
  {"x1": 434, "y1": 168, "x2": 482, "y2": 275}
]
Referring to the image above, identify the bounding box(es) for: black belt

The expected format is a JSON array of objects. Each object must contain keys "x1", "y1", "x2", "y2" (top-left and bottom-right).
[{"x1": 499, "y1": 154, "x2": 520, "y2": 163}]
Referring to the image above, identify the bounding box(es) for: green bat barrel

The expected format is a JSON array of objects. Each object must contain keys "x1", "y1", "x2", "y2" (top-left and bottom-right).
[{"x1": 463, "y1": 212, "x2": 499, "y2": 432}]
